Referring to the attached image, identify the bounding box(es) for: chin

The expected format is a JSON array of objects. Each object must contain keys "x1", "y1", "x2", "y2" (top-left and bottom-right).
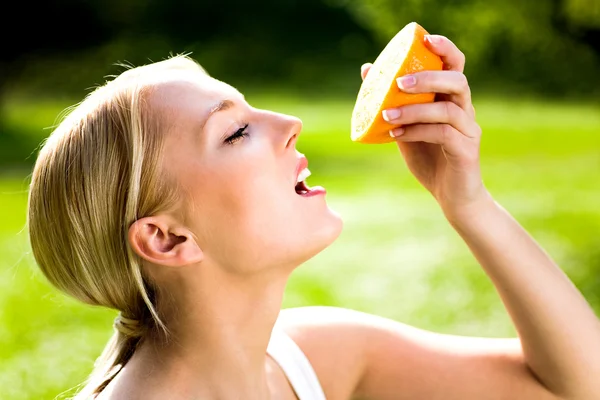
[
  {"x1": 282, "y1": 205, "x2": 344, "y2": 269},
  {"x1": 326, "y1": 207, "x2": 344, "y2": 241},
  {"x1": 304, "y1": 209, "x2": 344, "y2": 260}
]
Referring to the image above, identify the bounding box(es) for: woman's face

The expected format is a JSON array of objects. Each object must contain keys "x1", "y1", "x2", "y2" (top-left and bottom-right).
[{"x1": 151, "y1": 71, "x2": 343, "y2": 274}]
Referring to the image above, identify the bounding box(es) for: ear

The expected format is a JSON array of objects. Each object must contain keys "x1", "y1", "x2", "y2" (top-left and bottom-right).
[{"x1": 128, "y1": 216, "x2": 203, "y2": 267}]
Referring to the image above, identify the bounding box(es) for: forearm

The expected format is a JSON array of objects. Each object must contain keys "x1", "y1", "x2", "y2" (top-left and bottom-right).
[{"x1": 445, "y1": 192, "x2": 600, "y2": 399}]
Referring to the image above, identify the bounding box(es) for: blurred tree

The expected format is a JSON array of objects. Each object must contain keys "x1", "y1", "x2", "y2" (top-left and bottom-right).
[
  {"x1": 0, "y1": 0, "x2": 378, "y2": 167},
  {"x1": 0, "y1": 0, "x2": 377, "y2": 99},
  {"x1": 336, "y1": 0, "x2": 600, "y2": 96},
  {"x1": 0, "y1": 0, "x2": 114, "y2": 168},
  {"x1": 563, "y1": 0, "x2": 600, "y2": 29}
]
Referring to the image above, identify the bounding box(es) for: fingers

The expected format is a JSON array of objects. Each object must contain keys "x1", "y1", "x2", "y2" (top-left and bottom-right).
[
  {"x1": 396, "y1": 70, "x2": 472, "y2": 114},
  {"x1": 389, "y1": 123, "x2": 480, "y2": 162},
  {"x1": 384, "y1": 101, "x2": 481, "y2": 139},
  {"x1": 361, "y1": 63, "x2": 372, "y2": 80},
  {"x1": 423, "y1": 35, "x2": 465, "y2": 72}
]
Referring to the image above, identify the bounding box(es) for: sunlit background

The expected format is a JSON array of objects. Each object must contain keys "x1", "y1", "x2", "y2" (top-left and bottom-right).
[{"x1": 1, "y1": 1, "x2": 600, "y2": 399}]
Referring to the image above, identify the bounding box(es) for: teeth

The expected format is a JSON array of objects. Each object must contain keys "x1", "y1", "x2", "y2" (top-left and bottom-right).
[{"x1": 296, "y1": 168, "x2": 311, "y2": 183}]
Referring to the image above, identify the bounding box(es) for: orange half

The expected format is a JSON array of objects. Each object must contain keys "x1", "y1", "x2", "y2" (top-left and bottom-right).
[{"x1": 351, "y1": 22, "x2": 443, "y2": 144}]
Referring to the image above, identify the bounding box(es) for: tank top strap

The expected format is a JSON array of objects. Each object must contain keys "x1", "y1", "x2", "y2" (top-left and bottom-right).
[{"x1": 266, "y1": 327, "x2": 327, "y2": 400}]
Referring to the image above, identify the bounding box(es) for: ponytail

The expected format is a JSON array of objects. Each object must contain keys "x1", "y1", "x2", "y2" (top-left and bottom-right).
[{"x1": 74, "y1": 331, "x2": 139, "y2": 399}]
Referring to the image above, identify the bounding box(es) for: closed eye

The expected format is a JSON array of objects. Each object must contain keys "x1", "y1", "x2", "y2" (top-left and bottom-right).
[{"x1": 224, "y1": 124, "x2": 249, "y2": 145}]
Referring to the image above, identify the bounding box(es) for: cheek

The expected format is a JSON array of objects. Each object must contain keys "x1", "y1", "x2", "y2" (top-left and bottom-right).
[
  {"x1": 209, "y1": 150, "x2": 290, "y2": 225},
  {"x1": 223, "y1": 169, "x2": 291, "y2": 232},
  {"x1": 187, "y1": 161, "x2": 287, "y2": 250}
]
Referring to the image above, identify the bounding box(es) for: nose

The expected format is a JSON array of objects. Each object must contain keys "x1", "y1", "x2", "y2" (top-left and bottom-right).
[
  {"x1": 284, "y1": 115, "x2": 303, "y2": 149},
  {"x1": 259, "y1": 109, "x2": 303, "y2": 150}
]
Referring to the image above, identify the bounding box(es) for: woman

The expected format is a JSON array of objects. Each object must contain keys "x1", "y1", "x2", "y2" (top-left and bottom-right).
[{"x1": 27, "y1": 33, "x2": 600, "y2": 400}]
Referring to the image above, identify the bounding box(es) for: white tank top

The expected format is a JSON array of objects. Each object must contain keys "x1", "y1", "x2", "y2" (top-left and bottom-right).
[{"x1": 266, "y1": 328, "x2": 327, "y2": 400}]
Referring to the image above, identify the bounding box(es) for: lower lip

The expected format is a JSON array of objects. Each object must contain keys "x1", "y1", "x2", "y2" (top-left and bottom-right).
[{"x1": 298, "y1": 186, "x2": 326, "y2": 197}]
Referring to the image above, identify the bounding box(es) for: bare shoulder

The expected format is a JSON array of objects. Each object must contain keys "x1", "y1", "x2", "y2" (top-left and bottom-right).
[
  {"x1": 277, "y1": 306, "x2": 557, "y2": 400},
  {"x1": 277, "y1": 306, "x2": 375, "y2": 354},
  {"x1": 275, "y1": 306, "x2": 376, "y2": 400}
]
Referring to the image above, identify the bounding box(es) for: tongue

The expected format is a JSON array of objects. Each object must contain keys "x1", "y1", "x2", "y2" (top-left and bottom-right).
[{"x1": 295, "y1": 181, "x2": 310, "y2": 194}]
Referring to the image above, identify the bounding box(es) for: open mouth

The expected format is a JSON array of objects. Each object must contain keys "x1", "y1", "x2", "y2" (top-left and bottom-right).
[
  {"x1": 295, "y1": 167, "x2": 312, "y2": 195},
  {"x1": 295, "y1": 180, "x2": 311, "y2": 195},
  {"x1": 294, "y1": 157, "x2": 326, "y2": 197}
]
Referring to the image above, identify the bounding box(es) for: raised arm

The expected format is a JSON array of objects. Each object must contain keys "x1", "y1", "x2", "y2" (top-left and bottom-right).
[
  {"x1": 349, "y1": 34, "x2": 600, "y2": 399},
  {"x1": 442, "y1": 191, "x2": 600, "y2": 399}
]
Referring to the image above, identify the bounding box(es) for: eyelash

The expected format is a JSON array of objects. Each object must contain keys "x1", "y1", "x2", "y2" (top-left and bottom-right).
[{"x1": 224, "y1": 123, "x2": 249, "y2": 145}]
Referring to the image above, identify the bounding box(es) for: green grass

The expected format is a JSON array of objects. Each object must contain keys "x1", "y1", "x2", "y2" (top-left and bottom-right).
[{"x1": 1, "y1": 94, "x2": 600, "y2": 399}]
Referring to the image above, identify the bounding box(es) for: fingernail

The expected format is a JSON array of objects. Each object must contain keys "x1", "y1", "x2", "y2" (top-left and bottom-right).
[
  {"x1": 397, "y1": 75, "x2": 416, "y2": 89},
  {"x1": 382, "y1": 108, "x2": 401, "y2": 122},
  {"x1": 425, "y1": 35, "x2": 442, "y2": 45},
  {"x1": 389, "y1": 128, "x2": 404, "y2": 137}
]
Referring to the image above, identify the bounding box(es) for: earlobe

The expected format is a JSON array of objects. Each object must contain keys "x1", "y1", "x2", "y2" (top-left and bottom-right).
[{"x1": 128, "y1": 216, "x2": 203, "y2": 267}]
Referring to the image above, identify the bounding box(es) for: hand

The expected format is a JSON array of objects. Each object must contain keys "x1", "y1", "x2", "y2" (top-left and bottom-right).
[{"x1": 361, "y1": 35, "x2": 491, "y2": 217}]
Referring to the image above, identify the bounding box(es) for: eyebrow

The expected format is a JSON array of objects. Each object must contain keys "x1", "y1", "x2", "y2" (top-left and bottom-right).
[{"x1": 200, "y1": 99, "x2": 235, "y2": 130}]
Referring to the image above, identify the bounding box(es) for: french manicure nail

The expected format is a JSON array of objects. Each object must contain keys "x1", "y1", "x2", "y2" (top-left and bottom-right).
[
  {"x1": 425, "y1": 35, "x2": 442, "y2": 44},
  {"x1": 389, "y1": 128, "x2": 404, "y2": 137},
  {"x1": 397, "y1": 75, "x2": 416, "y2": 89},
  {"x1": 382, "y1": 109, "x2": 401, "y2": 122}
]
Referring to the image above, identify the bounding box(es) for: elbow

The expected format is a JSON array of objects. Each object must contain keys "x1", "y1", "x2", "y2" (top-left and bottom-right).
[
  {"x1": 558, "y1": 382, "x2": 600, "y2": 400},
  {"x1": 536, "y1": 369, "x2": 600, "y2": 400}
]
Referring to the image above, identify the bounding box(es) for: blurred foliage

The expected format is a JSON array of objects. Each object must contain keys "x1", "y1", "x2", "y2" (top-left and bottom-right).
[
  {"x1": 337, "y1": 0, "x2": 600, "y2": 96},
  {"x1": 2, "y1": 0, "x2": 599, "y2": 102},
  {"x1": 1, "y1": 1, "x2": 599, "y2": 167},
  {"x1": 1, "y1": 0, "x2": 378, "y2": 99},
  {"x1": 563, "y1": 0, "x2": 600, "y2": 27},
  {"x1": 0, "y1": 0, "x2": 379, "y2": 169}
]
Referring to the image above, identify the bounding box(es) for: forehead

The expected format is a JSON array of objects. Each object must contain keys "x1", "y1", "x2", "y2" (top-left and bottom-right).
[
  {"x1": 147, "y1": 71, "x2": 242, "y2": 120},
  {"x1": 142, "y1": 71, "x2": 247, "y2": 165}
]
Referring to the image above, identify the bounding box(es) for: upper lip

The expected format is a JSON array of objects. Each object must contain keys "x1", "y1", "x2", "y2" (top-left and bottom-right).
[{"x1": 295, "y1": 155, "x2": 308, "y2": 184}]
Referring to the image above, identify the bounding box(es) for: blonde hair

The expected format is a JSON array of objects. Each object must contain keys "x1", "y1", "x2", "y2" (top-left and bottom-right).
[{"x1": 27, "y1": 55, "x2": 206, "y2": 399}]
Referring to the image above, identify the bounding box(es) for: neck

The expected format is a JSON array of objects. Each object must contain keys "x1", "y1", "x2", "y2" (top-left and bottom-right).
[{"x1": 141, "y1": 263, "x2": 289, "y2": 399}]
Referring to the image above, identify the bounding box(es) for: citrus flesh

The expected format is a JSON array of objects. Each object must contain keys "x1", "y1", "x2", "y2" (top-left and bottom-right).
[{"x1": 351, "y1": 22, "x2": 443, "y2": 144}]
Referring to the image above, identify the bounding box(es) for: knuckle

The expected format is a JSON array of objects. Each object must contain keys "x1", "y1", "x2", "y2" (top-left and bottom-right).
[
  {"x1": 440, "y1": 123, "x2": 455, "y2": 142},
  {"x1": 441, "y1": 101, "x2": 457, "y2": 122},
  {"x1": 462, "y1": 145, "x2": 480, "y2": 164},
  {"x1": 451, "y1": 71, "x2": 470, "y2": 95},
  {"x1": 458, "y1": 50, "x2": 466, "y2": 65},
  {"x1": 458, "y1": 73, "x2": 469, "y2": 90}
]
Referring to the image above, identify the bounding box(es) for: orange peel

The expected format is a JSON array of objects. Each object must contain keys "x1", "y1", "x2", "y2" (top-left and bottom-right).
[{"x1": 351, "y1": 22, "x2": 443, "y2": 144}]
